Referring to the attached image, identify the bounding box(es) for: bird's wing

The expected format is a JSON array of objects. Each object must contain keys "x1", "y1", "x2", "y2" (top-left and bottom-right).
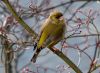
[
  {"x1": 37, "y1": 18, "x2": 57, "y2": 48},
  {"x1": 47, "y1": 24, "x2": 65, "y2": 47}
]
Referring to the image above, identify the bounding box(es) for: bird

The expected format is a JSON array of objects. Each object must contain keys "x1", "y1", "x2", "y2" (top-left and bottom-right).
[{"x1": 31, "y1": 10, "x2": 66, "y2": 63}]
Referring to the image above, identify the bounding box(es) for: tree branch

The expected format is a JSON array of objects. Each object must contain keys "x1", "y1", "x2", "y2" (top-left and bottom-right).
[{"x1": 2, "y1": 0, "x2": 37, "y2": 38}]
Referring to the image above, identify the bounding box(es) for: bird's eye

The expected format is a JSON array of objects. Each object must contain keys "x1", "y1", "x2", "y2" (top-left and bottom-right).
[
  {"x1": 55, "y1": 16, "x2": 60, "y2": 19},
  {"x1": 55, "y1": 14, "x2": 63, "y2": 19}
]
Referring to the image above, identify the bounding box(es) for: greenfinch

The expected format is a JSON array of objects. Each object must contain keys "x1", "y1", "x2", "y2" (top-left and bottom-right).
[{"x1": 31, "y1": 11, "x2": 66, "y2": 63}]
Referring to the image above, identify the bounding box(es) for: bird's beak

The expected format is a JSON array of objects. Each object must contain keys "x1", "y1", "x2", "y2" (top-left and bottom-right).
[{"x1": 59, "y1": 16, "x2": 64, "y2": 20}]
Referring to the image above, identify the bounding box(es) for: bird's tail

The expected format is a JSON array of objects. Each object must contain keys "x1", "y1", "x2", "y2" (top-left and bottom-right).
[{"x1": 31, "y1": 47, "x2": 42, "y2": 63}]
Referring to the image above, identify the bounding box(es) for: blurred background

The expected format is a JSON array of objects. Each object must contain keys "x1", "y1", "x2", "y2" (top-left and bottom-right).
[{"x1": 0, "y1": 0, "x2": 100, "y2": 73}]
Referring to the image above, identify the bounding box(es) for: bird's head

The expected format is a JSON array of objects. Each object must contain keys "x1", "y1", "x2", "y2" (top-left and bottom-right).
[{"x1": 49, "y1": 11, "x2": 63, "y2": 20}]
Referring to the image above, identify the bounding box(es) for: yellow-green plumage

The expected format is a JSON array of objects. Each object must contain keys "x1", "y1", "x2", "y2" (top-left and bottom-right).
[{"x1": 31, "y1": 11, "x2": 66, "y2": 63}]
